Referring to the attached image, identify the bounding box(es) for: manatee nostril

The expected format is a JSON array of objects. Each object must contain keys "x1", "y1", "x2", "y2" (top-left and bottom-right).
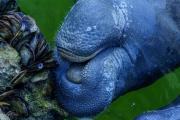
[{"x1": 66, "y1": 64, "x2": 84, "y2": 84}]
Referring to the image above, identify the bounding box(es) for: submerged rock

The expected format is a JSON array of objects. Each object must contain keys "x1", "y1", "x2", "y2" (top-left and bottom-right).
[
  {"x1": 0, "y1": 0, "x2": 18, "y2": 15},
  {"x1": 0, "y1": 109, "x2": 10, "y2": 120},
  {"x1": 0, "y1": 0, "x2": 65, "y2": 119},
  {"x1": 16, "y1": 71, "x2": 68, "y2": 120},
  {"x1": 0, "y1": 41, "x2": 67, "y2": 120},
  {"x1": 0, "y1": 41, "x2": 21, "y2": 91}
]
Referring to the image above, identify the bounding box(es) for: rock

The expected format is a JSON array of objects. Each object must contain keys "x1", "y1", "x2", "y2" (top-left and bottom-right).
[
  {"x1": 0, "y1": 0, "x2": 66, "y2": 119},
  {"x1": 0, "y1": 0, "x2": 18, "y2": 15},
  {"x1": 0, "y1": 41, "x2": 21, "y2": 91},
  {"x1": 16, "y1": 73, "x2": 68, "y2": 120},
  {"x1": 0, "y1": 109, "x2": 10, "y2": 120}
]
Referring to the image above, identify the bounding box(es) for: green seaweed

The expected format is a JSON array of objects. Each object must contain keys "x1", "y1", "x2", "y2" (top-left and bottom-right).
[{"x1": 16, "y1": 72, "x2": 68, "y2": 119}]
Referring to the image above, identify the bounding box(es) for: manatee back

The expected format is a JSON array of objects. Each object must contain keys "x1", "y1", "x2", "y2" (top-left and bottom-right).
[
  {"x1": 149, "y1": 0, "x2": 180, "y2": 29},
  {"x1": 166, "y1": 0, "x2": 180, "y2": 29}
]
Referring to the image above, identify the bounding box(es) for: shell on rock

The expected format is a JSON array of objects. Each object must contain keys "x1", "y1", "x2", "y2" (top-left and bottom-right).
[
  {"x1": 0, "y1": 109, "x2": 10, "y2": 120},
  {"x1": 0, "y1": 0, "x2": 66, "y2": 119},
  {"x1": 0, "y1": 0, "x2": 18, "y2": 15},
  {"x1": 0, "y1": 41, "x2": 21, "y2": 91}
]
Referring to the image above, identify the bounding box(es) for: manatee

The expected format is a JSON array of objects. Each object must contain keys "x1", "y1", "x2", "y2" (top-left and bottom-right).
[
  {"x1": 54, "y1": 0, "x2": 180, "y2": 116},
  {"x1": 135, "y1": 96, "x2": 180, "y2": 120}
]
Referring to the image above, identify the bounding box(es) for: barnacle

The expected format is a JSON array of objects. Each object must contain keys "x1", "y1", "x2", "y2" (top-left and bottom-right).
[
  {"x1": 0, "y1": 12, "x2": 56, "y2": 86},
  {"x1": 0, "y1": 0, "x2": 65, "y2": 119},
  {"x1": 0, "y1": 41, "x2": 20, "y2": 107},
  {"x1": 0, "y1": 0, "x2": 18, "y2": 15},
  {"x1": 0, "y1": 0, "x2": 56, "y2": 86}
]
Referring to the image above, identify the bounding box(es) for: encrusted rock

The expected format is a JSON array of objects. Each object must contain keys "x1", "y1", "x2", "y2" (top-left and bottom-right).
[
  {"x1": 0, "y1": 109, "x2": 10, "y2": 120},
  {"x1": 0, "y1": 0, "x2": 18, "y2": 14},
  {"x1": 0, "y1": 0, "x2": 66, "y2": 119},
  {"x1": 0, "y1": 41, "x2": 21, "y2": 91}
]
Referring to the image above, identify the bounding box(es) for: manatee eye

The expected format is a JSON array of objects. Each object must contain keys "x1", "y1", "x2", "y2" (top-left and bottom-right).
[{"x1": 37, "y1": 63, "x2": 44, "y2": 70}]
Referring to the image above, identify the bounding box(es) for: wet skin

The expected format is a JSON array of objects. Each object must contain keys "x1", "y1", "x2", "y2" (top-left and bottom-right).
[
  {"x1": 54, "y1": 0, "x2": 180, "y2": 117},
  {"x1": 135, "y1": 96, "x2": 180, "y2": 120}
]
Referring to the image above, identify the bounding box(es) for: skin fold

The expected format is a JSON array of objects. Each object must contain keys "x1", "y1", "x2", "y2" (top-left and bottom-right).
[
  {"x1": 135, "y1": 96, "x2": 180, "y2": 120},
  {"x1": 54, "y1": 0, "x2": 180, "y2": 117}
]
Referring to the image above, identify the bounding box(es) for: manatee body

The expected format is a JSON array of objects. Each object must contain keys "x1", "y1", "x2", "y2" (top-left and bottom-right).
[
  {"x1": 135, "y1": 96, "x2": 180, "y2": 120},
  {"x1": 55, "y1": 0, "x2": 180, "y2": 116}
]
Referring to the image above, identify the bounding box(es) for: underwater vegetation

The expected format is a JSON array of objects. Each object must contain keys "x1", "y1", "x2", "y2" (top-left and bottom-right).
[{"x1": 55, "y1": 0, "x2": 180, "y2": 117}]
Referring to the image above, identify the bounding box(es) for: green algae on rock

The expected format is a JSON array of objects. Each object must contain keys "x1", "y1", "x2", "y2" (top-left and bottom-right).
[
  {"x1": 0, "y1": 41, "x2": 21, "y2": 91},
  {"x1": 0, "y1": 41, "x2": 67, "y2": 119},
  {"x1": 0, "y1": 109, "x2": 10, "y2": 120},
  {"x1": 10, "y1": 72, "x2": 68, "y2": 120},
  {"x1": 0, "y1": 0, "x2": 66, "y2": 119}
]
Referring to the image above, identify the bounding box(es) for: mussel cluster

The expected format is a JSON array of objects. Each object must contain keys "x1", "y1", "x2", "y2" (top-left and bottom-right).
[{"x1": 0, "y1": 0, "x2": 65, "y2": 119}]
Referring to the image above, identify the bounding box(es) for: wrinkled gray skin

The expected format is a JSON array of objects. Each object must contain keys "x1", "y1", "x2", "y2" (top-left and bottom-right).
[
  {"x1": 136, "y1": 96, "x2": 180, "y2": 120},
  {"x1": 55, "y1": 0, "x2": 180, "y2": 117}
]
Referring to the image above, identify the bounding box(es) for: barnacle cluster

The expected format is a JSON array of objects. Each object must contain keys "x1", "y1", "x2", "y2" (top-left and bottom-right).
[{"x1": 0, "y1": 0, "x2": 66, "y2": 119}]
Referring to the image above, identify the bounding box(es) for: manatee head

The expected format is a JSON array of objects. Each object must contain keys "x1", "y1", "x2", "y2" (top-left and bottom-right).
[
  {"x1": 55, "y1": 0, "x2": 155, "y2": 117},
  {"x1": 55, "y1": 0, "x2": 128, "y2": 116},
  {"x1": 54, "y1": 0, "x2": 180, "y2": 117},
  {"x1": 56, "y1": 0, "x2": 126, "y2": 62}
]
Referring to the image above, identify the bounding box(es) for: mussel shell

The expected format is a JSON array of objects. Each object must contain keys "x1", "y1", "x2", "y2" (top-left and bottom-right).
[
  {"x1": 0, "y1": 0, "x2": 19, "y2": 15},
  {"x1": 0, "y1": 41, "x2": 21, "y2": 91}
]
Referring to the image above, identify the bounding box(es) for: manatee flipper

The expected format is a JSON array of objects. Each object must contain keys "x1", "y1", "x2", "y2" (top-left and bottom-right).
[{"x1": 135, "y1": 96, "x2": 180, "y2": 120}]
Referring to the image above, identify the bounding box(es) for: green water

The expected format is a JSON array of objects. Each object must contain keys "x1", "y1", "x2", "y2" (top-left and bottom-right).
[
  {"x1": 18, "y1": 0, "x2": 76, "y2": 46},
  {"x1": 17, "y1": 0, "x2": 180, "y2": 119}
]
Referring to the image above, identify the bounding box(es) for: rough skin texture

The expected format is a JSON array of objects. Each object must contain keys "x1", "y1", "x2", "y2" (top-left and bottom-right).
[
  {"x1": 135, "y1": 106, "x2": 180, "y2": 120},
  {"x1": 55, "y1": 0, "x2": 180, "y2": 117},
  {"x1": 135, "y1": 96, "x2": 180, "y2": 120}
]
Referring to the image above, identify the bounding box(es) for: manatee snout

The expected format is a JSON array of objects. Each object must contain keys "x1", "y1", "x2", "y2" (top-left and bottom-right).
[
  {"x1": 57, "y1": 0, "x2": 125, "y2": 63},
  {"x1": 55, "y1": 0, "x2": 153, "y2": 116},
  {"x1": 54, "y1": 48, "x2": 130, "y2": 116},
  {"x1": 55, "y1": 0, "x2": 180, "y2": 117},
  {"x1": 55, "y1": 0, "x2": 128, "y2": 116}
]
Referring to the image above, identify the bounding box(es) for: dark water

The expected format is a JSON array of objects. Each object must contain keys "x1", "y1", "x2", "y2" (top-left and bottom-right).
[{"x1": 17, "y1": 0, "x2": 180, "y2": 119}]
